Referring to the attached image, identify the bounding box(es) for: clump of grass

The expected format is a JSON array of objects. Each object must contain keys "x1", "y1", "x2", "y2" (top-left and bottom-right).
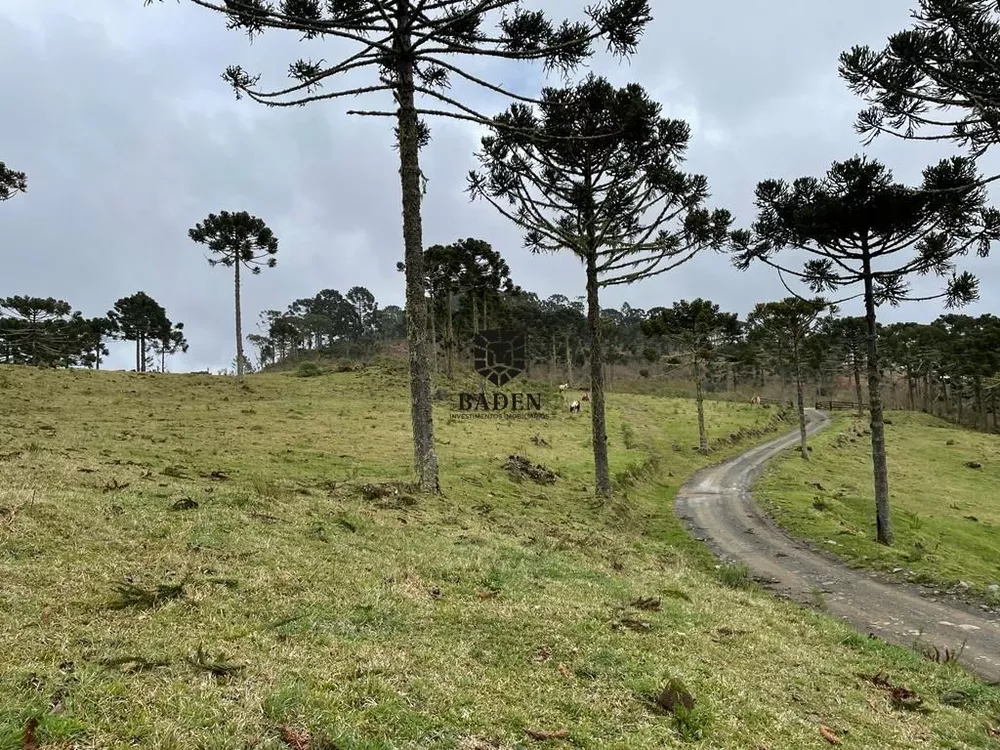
[
  {"x1": 673, "y1": 704, "x2": 710, "y2": 742},
  {"x1": 108, "y1": 580, "x2": 186, "y2": 610},
  {"x1": 621, "y1": 420, "x2": 638, "y2": 449},
  {"x1": 717, "y1": 562, "x2": 755, "y2": 590},
  {"x1": 249, "y1": 472, "x2": 290, "y2": 502}
]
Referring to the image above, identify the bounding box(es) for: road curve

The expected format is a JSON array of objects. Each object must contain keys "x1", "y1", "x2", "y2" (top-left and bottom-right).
[{"x1": 675, "y1": 408, "x2": 1000, "y2": 683}]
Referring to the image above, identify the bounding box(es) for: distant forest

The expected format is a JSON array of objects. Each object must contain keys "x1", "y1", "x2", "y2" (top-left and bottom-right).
[{"x1": 2, "y1": 237, "x2": 999, "y2": 434}]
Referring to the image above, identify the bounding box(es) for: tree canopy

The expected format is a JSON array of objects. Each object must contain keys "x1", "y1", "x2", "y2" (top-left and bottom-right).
[
  {"x1": 468, "y1": 74, "x2": 732, "y2": 287},
  {"x1": 0, "y1": 161, "x2": 27, "y2": 202},
  {"x1": 731, "y1": 155, "x2": 999, "y2": 308},
  {"x1": 839, "y1": 0, "x2": 1000, "y2": 159},
  {"x1": 108, "y1": 291, "x2": 177, "y2": 372}
]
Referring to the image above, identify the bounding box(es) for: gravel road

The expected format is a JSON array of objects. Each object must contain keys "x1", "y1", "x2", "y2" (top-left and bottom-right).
[{"x1": 675, "y1": 408, "x2": 1000, "y2": 683}]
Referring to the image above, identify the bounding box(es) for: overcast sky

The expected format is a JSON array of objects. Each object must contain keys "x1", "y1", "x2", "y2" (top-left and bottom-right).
[{"x1": 2, "y1": 1, "x2": 999, "y2": 372}]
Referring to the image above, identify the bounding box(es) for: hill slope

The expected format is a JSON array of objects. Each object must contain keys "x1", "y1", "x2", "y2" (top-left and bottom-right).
[
  {"x1": 1, "y1": 367, "x2": 998, "y2": 749},
  {"x1": 756, "y1": 410, "x2": 1000, "y2": 605}
]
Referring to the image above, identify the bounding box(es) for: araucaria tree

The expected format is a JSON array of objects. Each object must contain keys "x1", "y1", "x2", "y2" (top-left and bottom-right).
[
  {"x1": 839, "y1": 0, "x2": 1000, "y2": 160},
  {"x1": 108, "y1": 292, "x2": 174, "y2": 372},
  {"x1": 468, "y1": 75, "x2": 732, "y2": 499},
  {"x1": 0, "y1": 161, "x2": 27, "y2": 202},
  {"x1": 642, "y1": 299, "x2": 739, "y2": 455},
  {"x1": 746, "y1": 297, "x2": 828, "y2": 459},
  {"x1": 731, "y1": 154, "x2": 1000, "y2": 546},
  {"x1": 189, "y1": 210, "x2": 278, "y2": 380},
  {"x1": 145, "y1": 0, "x2": 651, "y2": 494}
]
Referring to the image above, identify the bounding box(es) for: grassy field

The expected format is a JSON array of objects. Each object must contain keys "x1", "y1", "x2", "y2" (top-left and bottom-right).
[
  {"x1": 2, "y1": 364, "x2": 1000, "y2": 749},
  {"x1": 756, "y1": 410, "x2": 1000, "y2": 605}
]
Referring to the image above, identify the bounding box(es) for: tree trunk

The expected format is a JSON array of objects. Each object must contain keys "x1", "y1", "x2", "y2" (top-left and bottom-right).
[
  {"x1": 396, "y1": 38, "x2": 439, "y2": 493},
  {"x1": 585, "y1": 252, "x2": 611, "y2": 499},
  {"x1": 135, "y1": 339, "x2": 140, "y2": 372},
  {"x1": 976, "y1": 377, "x2": 986, "y2": 430},
  {"x1": 564, "y1": 333, "x2": 573, "y2": 385},
  {"x1": 862, "y1": 256, "x2": 893, "y2": 546},
  {"x1": 234, "y1": 258, "x2": 244, "y2": 380},
  {"x1": 445, "y1": 288, "x2": 454, "y2": 380},
  {"x1": 482, "y1": 293, "x2": 488, "y2": 330},
  {"x1": 992, "y1": 392, "x2": 998, "y2": 433},
  {"x1": 907, "y1": 374, "x2": 915, "y2": 411},
  {"x1": 550, "y1": 335, "x2": 557, "y2": 385},
  {"x1": 695, "y1": 360, "x2": 708, "y2": 454},
  {"x1": 429, "y1": 291, "x2": 438, "y2": 374},
  {"x1": 794, "y1": 341, "x2": 808, "y2": 460},
  {"x1": 853, "y1": 357, "x2": 863, "y2": 414},
  {"x1": 923, "y1": 373, "x2": 931, "y2": 412},
  {"x1": 472, "y1": 295, "x2": 479, "y2": 333}
]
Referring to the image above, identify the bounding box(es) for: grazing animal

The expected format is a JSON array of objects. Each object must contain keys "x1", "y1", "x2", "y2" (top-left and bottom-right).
[
  {"x1": 580, "y1": 392, "x2": 590, "y2": 402},
  {"x1": 569, "y1": 400, "x2": 581, "y2": 413},
  {"x1": 750, "y1": 395, "x2": 761, "y2": 406},
  {"x1": 558, "y1": 383, "x2": 570, "y2": 391}
]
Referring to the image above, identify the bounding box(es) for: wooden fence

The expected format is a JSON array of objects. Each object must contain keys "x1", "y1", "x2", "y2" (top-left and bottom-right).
[{"x1": 814, "y1": 399, "x2": 868, "y2": 411}]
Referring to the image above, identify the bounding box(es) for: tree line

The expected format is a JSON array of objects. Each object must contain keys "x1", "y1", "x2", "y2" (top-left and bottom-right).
[
  {"x1": 0, "y1": 292, "x2": 186, "y2": 372},
  {"x1": 5, "y1": 0, "x2": 997, "y2": 548},
  {"x1": 249, "y1": 262, "x2": 1000, "y2": 432}
]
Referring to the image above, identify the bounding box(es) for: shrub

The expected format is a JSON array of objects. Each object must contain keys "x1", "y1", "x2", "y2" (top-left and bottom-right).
[{"x1": 295, "y1": 361, "x2": 323, "y2": 378}]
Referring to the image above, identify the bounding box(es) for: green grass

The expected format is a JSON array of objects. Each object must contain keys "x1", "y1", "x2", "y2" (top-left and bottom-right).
[
  {"x1": 1, "y1": 365, "x2": 999, "y2": 749},
  {"x1": 756, "y1": 410, "x2": 1000, "y2": 604}
]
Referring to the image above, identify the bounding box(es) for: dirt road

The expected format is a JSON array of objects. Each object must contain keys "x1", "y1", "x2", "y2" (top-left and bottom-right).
[{"x1": 676, "y1": 408, "x2": 1000, "y2": 683}]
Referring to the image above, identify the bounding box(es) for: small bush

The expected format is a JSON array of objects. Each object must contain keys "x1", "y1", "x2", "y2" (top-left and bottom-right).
[
  {"x1": 295, "y1": 361, "x2": 323, "y2": 378},
  {"x1": 639, "y1": 368, "x2": 650, "y2": 378}
]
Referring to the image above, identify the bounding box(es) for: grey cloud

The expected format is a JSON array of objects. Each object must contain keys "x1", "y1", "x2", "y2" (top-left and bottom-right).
[{"x1": 1, "y1": 1, "x2": 997, "y2": 371}]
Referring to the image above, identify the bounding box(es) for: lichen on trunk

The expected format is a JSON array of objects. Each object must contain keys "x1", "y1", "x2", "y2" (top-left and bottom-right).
[
  {"x1": 863, "y1": 254, "x2": 893, "y2": 546},
  {"x1": 585, "y1": 251, "x2": 611, "y2": 499},
  {"x1": 395, "y1": 45, "x2": 439, "y2": 493},
  {"x1": 794, "y1": 342, "x2": 808, "y2": 460},
  {"x1": 695, "y1": 359, "x2": 708, "y2": 454},
  {"x1": 234, "y1": 254, "x2": 244, "y2": 380}
]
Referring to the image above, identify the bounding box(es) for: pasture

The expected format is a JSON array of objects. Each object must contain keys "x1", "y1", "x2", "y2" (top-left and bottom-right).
[{"x1": 1, "y1": 365, "x2": 999, "y2": 749}]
